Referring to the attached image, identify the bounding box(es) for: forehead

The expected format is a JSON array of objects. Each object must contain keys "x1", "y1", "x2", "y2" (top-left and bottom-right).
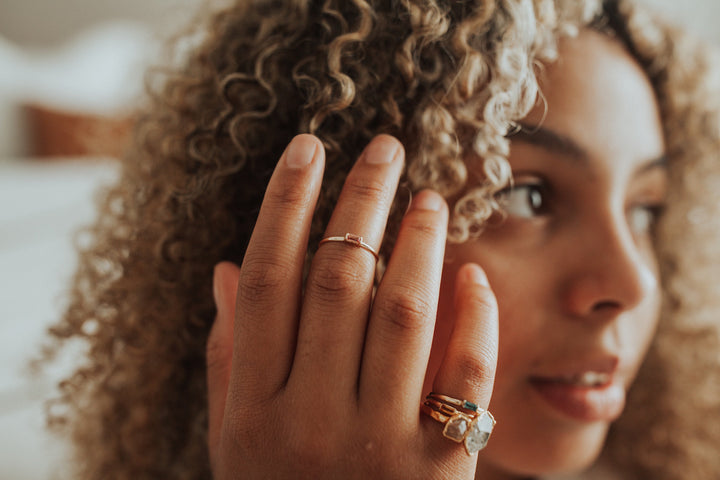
[{"x1": 522, "y1": 30, "x2": 665, "y2": 169}]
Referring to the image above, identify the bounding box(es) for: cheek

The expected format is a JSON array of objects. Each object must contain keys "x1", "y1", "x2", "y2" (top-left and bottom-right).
[
  {"x1": 430, "y1": 248, "x2": 554, "y2": 393},
  {"x1": 615, "y1": 248, "x2": 662, "y2": 383},
  {"x1": 620, "y1": 287, "x2": 662, "y2": 386},
  {"x1": 473, "y1": 248, "x2": 553, "y2": 366},
  {"x1": 482, "y1": 258, "x2": 552, "y2": 407}
]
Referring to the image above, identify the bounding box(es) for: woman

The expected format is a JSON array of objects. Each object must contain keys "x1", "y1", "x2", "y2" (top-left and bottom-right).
[{"x1": 47, "y1": 0, "x2": 720, "y2": 479}]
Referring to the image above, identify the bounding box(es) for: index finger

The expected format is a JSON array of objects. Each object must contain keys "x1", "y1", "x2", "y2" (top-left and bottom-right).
[{"x1": 230, "y1": 134, "x2": 325, "y2": 401}]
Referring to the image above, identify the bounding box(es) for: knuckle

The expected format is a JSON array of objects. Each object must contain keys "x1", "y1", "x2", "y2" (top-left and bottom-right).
[
  {"x1": 221, "y1": 411, "x2": 267, "y2": 452},
  {"x1": 265, "y1": 178, "x2": 314, "y2": 212},
  {"x1": 454, "y1": 351, "x2": 494, "y2": 392},
  {"x1": 308, "y1": 257, "x2": 368, "y2": 301},
  {"x1": 285, "y1": 426, "x2": 339, "y2": 472},
  {"x1": 377, "y1": 291, "x2": 433, "y2": 335},
  {"x1": 345, "y1": 175, "x2": 391, "y2": 204},
  {"x1": 348, "y1": 433, "x2": 387, "y2": 471},
  {"x1": 466, "y1": 291, "x2": 498, "y2": 319},
  {"x1": 237, "y1": 259, "x2": 291, "y2": 304},
  {"x1": 404, "y1": 214, "x2": 444, "y2": 240}
]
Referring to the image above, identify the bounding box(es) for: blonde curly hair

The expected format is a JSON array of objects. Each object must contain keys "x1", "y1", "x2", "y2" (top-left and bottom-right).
[{"x1": 45, "y1": 0, "x2": 720, "y2": 478}]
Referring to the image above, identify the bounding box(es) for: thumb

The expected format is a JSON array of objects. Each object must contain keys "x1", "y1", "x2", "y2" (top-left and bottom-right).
[{"x1": 206, "y1": 261, "x2": 241, "y2": 469}]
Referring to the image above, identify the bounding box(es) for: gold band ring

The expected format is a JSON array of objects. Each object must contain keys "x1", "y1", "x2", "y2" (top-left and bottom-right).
[
  {"x1": 422, "y1": 394, "x2": 496, "y2": 455},
  {"x1": 428, "y1": 392, "x2": 481, "y2": 414},
  {"x1": 318, "y1": 233, "x2": 379, "y2": 260}
]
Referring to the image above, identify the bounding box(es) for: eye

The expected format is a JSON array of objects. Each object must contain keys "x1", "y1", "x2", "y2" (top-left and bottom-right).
[
  {"x1": 498, "y1": 182, "x2": 549, "y2": 219},
  {"x1": 628, "y1": 204, "x2": 664, "y2": 234}
]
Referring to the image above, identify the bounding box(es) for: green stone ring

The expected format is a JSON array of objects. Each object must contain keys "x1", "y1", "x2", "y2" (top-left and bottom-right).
[{"x1": 428, "y1": 392, "x2": 481, "y2": 413}]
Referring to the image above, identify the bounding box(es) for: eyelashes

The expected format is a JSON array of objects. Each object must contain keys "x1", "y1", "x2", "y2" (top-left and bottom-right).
[
  {"x1": 496, "y1": 180, "x2": 551, "y2": 219},
  {"x1": 627, "y1": 204, "x2": 665, "y2": 235},
  {"x1": 495, "y1": 177, "x2": 666, "y2": 235}
]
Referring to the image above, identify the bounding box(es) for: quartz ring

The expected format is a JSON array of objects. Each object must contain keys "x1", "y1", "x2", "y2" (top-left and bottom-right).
[
  {"x1": 421, "y1": 395, "x2": 496, "y2": 455},
  {"x1": 318, "y1": 233, "x2": 379, "y2": 261}
]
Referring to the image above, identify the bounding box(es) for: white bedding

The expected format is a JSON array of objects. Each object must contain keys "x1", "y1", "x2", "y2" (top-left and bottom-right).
[{"x1": 0, "y1": 157, "x2": 118, "y2": 479}]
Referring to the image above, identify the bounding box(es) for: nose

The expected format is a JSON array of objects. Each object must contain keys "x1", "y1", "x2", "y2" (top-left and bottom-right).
[{"x1": 561, "y1": 212, "x2": 658, "y2": 319}]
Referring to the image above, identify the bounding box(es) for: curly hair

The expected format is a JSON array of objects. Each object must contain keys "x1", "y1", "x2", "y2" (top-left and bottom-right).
[{"x1": 44, "y1": 0, "x2": 720, "y2": 478}]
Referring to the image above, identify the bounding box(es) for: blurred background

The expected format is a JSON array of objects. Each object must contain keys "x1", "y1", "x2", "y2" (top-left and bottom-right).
[{"x1": 0, "y1": 0, "x2": 717, "y2": 478}]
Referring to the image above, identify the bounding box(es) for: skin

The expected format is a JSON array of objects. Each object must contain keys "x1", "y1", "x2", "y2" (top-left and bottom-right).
[{"x1": 206, "y1": 30, "x2": 666, "y2": 479}]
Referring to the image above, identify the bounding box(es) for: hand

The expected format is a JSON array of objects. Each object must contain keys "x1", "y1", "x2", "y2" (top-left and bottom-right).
[{"x1": 206, "y1": 134, "x2": 499, "y2": 479}]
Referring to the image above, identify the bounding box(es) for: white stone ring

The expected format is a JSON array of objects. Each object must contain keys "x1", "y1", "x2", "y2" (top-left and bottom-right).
[
  {"x1": 318, "y1": 233, "x2": 379, "y2": 261},
  {"x1": 421, "y1": 395, "x2": 496, "y2": 455}
]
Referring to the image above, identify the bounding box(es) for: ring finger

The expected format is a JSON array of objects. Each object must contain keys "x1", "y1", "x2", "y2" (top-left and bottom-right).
[{"x1": 287, "y1": 135, "x2": 404, "y2": 399}]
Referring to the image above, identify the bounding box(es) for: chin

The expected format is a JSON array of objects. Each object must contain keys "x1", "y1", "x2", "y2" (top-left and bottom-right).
[{"x1": 478, "y1": 420, "x2": 610, "y2": 478}]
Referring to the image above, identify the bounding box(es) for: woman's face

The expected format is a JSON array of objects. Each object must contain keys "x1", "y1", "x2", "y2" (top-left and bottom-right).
[{"x1": 428, "y1": 31, "x2": 668, "y2": 478}]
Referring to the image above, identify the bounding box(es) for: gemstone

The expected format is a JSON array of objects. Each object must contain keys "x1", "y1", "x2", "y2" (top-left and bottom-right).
[
  {"x1": 443, "y1": 414, "x2": 469, "y2": 442},
  {"x1": 464, "y1": 412, "x2": 495, "y2": 454}
]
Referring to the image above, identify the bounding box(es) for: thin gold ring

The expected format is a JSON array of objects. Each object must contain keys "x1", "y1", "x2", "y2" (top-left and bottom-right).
[
  {"x1": 428, "y1": 392, "x2": 481, "y2": 414},
  {"x1": 318, "y1": 233, "x2": 379, "y2": 261},
  {"x1": 424, "y1": 398, "x2": 475, "y2": 418}
]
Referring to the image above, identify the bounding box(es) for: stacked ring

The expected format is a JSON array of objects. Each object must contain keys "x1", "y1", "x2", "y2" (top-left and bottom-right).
[
  {"x1": 421, "y1": 393, "x2": 496, "y2": 455},
  {"x1": 428, "y1": 392, "x2": 482, "y2": 413}
]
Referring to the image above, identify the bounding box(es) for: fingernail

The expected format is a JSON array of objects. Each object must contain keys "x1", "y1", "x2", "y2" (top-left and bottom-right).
[
  {"x1": 364, "y1": 136, "x2": 400, "y2": 164},
  {"x1": 285, "y1": 135, "x2": 317, "y2": 169},
  {"x1": 464, "y1": 264, "x2": 489, "y2": 287},
  {"x1": 410, "y1": 190, "x2": 443, "y2": 212}
]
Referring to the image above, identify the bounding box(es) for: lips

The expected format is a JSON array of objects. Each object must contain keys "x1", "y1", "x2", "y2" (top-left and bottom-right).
[
  {"x1": 528, "y1": 359, "x2": 627, "y2": 422},
  {"x1": 549, "y1": 371, "x2": 612, "y2": 387}
]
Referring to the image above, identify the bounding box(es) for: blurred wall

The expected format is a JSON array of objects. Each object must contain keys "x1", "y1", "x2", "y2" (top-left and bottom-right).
[
  {"x1": 0, "y1": 0, "x2": 202, "y2": 46},
  {"x1": 0, "y1": 0, "x2": 208, "y2": 157},
  {"x1": 0, "y1": 0, "x2": 718, "y2": 47},
  {"x1": 637, "y1": 0, "x2": 720, "y2": 44}
]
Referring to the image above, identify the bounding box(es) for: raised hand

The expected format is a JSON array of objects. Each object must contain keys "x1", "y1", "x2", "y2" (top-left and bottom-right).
[{"x1": 206, "y1": 134, "x2": 498, "y2": 479}]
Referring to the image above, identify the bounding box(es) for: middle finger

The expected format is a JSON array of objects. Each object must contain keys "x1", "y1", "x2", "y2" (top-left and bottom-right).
[{"x1": 287, "y1": 135, "x2": 404, "y2": 399}]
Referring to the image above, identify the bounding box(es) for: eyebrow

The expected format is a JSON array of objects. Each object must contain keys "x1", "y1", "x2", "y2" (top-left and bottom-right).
[
  {"x1": 508, "y1": 123, "x2": 668, "y2": 176},
  {"x1": 509, "y1": 123, "x2": 590, "y2": 162},
  {"x1": 633, "y1": 155, "x2": 668, "y2": 177}
]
